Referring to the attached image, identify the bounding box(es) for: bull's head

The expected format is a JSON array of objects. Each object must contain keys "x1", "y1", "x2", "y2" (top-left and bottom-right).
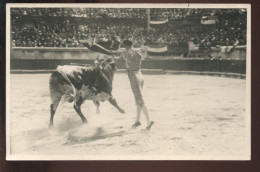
[{"x1": 95, "y1": 56, "x2": 116, "y2": 72}]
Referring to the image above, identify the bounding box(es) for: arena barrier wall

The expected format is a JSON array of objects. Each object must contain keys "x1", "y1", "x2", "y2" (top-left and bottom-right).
[
  {"x1": 10, "y1": 47, "x2": 246, "y2": 74},
  {"x1": 189, "y1": 45, "x2": 246, "y2": 60},
  {"x1": 11, "y1": 47, "x2": 100, "y2": 60}
]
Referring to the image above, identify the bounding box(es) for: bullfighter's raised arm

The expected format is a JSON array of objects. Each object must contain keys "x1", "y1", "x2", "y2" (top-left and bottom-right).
[
  {"x1": 78, "y1": 35, "x2": 121, "y2": 56},
  {"x1": 79, "y1": 40, "x2": 114, "y2": 56}
]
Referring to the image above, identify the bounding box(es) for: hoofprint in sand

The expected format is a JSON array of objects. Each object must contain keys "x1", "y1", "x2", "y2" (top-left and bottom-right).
[{"x1": 8, "y1": 73, "x2": 248, "y2": 159}]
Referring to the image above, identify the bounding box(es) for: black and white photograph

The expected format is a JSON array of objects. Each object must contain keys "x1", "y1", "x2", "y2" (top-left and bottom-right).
[{"x1": 6, "y1": 3, "x2": 251, "y2": 160}]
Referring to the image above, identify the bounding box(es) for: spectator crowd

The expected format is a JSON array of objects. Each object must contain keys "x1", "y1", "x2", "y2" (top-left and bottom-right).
[
  {"x1": 150, "y1": 8, "x2": 246, "y2": 20},
  {"x1": 11, "y1": 8, "x2": 247, "y2": 49},
  {"x1": 11, "y1": 8, "x2": 147, "y2": 18}
]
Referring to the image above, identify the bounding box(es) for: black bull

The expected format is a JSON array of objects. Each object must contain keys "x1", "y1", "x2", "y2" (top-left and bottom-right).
[{"x1": 49, "y1": 58, "x2": 125, "y2": 128}]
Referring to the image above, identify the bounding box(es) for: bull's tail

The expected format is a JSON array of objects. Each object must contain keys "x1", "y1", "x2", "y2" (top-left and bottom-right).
[
  {"x1": 55, "y1": 68, "x2": 78, "y2": 105},
  {"x1": 49, "y1": 72, "x2": 66, "y2": 102}
]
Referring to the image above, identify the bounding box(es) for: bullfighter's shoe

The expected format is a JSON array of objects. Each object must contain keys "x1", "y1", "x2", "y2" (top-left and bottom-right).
[
  {"x1": 132, "y1": 121, "x2": 141, "y2": 128},
  {"x1": 146, "y1": 121, "x2": 154, "y2": 130}
]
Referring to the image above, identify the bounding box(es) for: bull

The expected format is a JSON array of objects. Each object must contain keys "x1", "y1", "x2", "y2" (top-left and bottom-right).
[{"x1": 49, "y1": 58, "x2": 125, "y2": 128}]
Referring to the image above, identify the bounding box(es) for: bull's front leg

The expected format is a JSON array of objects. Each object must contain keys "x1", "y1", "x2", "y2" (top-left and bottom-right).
[
  {"x1": 108, "y1": 97, "x2": 125, "y2": 114},
  {"x1": 93, "y1": 101, "x2": 100, "y2": 114},
  {"x1": 73, "y1": 97, "x2": 87, "y2": 123}
]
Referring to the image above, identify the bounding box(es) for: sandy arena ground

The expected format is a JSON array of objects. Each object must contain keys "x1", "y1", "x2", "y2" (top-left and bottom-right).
[{"x1": 8, "y1": 73, "x2": 248, "y2": 160}]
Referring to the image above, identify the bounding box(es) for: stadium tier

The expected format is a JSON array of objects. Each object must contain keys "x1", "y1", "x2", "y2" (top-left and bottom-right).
[{"x1": 11, "y1": 8, "x2": 246, "y2": 57}]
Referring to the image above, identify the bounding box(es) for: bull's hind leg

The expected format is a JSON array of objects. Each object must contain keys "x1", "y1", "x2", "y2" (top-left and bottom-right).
[
  {"x1": 49, "y1": 98, "x2": 61, "y2": 128},
  {"x1": 50, "y1": 104, "x2": 54, "y2": 127},
  {"x1": 74, "y1": 97, "x2": 87, "y2": 123},
  {"x1": 49, "y1": 72, "x2": 63, "y2": 128}
]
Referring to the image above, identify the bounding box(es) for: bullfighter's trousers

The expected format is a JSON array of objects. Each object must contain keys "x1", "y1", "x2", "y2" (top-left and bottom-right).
[{"x1": 127, "y1": 70, "x2": 145, "y2": 106}]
